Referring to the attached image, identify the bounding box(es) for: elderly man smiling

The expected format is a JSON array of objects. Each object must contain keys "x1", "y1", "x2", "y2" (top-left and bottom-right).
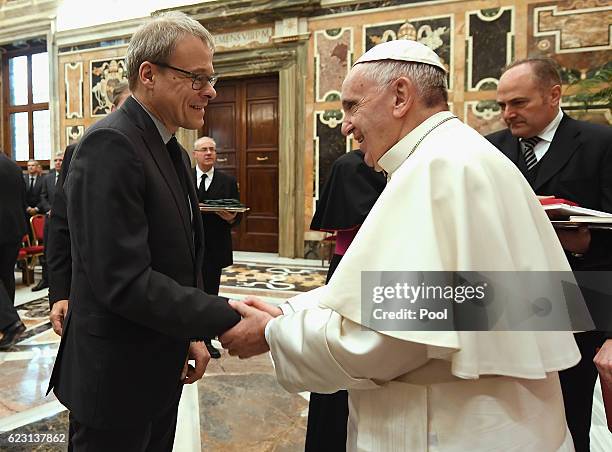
[{"x1": 221, "y1": 40, "x2": 581, "y2": 451}]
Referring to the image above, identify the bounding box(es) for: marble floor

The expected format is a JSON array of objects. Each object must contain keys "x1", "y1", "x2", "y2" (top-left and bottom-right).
[{"x1": 1, "y1": 252, "x2": 611, "y2": 450}]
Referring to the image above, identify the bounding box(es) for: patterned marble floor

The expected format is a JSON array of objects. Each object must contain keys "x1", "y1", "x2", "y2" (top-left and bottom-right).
[
  {"x1": 1, "y1": 254, "x2": 611, "y2": 450},
  {"x1": 0, "y1": 255, "x2": 324, "y2": 451}
]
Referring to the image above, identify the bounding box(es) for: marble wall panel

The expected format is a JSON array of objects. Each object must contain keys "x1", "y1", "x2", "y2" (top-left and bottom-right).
[
  {"x1": 466, "y1": 8, "x2": 514, "y2": 91},
  {"x1": 363, "y1": 15, "x2": 453, "y2": 88},
  {"x1": 314, "y1": 109, "x2": 349, "y2": 202},
  {"x1": 314, "y1": 28, "x2": 352, "y2": 102},
  {"x1": 463, "y1": 101, "x2": 506, "y2": 136},
  {"x1": 530, "y1": 1, "x2": 612, "y2": 82},
  {"x1": 64, "y1": 62, "x2": 83, "y2": 119},
  {"x1": 90, "y1": 58, "x2": 128, "y2": 117}
]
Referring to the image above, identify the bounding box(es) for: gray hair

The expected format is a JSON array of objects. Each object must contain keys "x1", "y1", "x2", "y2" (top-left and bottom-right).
[
  {"x1": 126, "y1": 11, "x2": 215, "y2": 90},
  {"x1": 194, "y1": 136, "x2": 216, "y2": 148},
  {"x1": 359, "y1": 60, "x2": 448, "y2": 108}
]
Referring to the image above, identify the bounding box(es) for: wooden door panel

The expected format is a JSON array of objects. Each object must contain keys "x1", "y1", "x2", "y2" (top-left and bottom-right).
[
  {"x1": 247, "y1": 101, "x2": 277, "y2": 148},
  {"x1": 202, "y1": 75, "x2": 279, "y2": 252}
]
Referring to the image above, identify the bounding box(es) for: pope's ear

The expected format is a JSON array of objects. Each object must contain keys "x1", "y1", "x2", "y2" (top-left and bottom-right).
[{"x1": 392, "y1": 76, "x2": 414, "y2": 118}]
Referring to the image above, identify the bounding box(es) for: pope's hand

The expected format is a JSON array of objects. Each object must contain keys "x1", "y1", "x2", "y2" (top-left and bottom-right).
[
  {"x1": 594, "y1": 339, "x2": 612, "y2": 390},
  {"x1": 219, "y1": 300, "x2": 273, "y2": 359},
  {"x1": 242, "y1": 296, "x2": 283, "y2": 317},
  {"x1": 181, "y1": 341, "x2": 210, "y2": 384}
]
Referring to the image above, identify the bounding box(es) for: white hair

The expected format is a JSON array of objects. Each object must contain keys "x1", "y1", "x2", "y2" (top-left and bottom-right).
[
  {"x1": 358, "y1": 60, "x2": 448, "y2": 107},
  {"x1": 194, "y1": 136, "x2": 216, "y2": 148}
]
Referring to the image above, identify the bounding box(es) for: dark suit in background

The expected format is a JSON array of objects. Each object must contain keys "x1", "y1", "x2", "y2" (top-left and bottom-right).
[
  {"x1": 194, "y1": 168, "x2": 241, "y2": 296},
  {"x1": 23, "y1": 173, "x2": 44, "y2": 213},
  {"x1": 0, "y1": 153, "x2": 27, "y2": 336},
  {"x1": 487, "y1": 113, "x2": 612, "y2": 450},
  {"x1": 48, "y1": 97, "x2": 240, "y2": 441},
  {"x1": 39, "y1": 169, "x2": 59, "y2": 214},
  {"x1": 47, "y1": 145, "x2": 75, "y2": 306}
]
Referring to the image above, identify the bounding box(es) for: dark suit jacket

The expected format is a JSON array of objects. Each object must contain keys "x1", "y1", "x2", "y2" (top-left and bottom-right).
[
  {"x1": 23, "y1": 174, "x2": 44, "y2": 211},
  {"x1": 193, "y1": 167, "x2": 241, "y2": 269},
  {"x1": 39, "y1": 169, "x2": 59, "y2": 214},
  {"x1": 487, "y1": 114, "x2": 612, "y2": 329},
  {"x1": 47, "y1": 145, "x2": 75, "y2": 305},
  {"x1": 48, "y1": 96, "x2": 240, "y2": 429},
  {"x1": 0, "y1": 153, "x2": 28, "y2": 245}
]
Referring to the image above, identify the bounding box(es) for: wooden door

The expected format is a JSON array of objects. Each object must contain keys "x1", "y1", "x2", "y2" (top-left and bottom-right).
[{"x1": 202, "y1": 75, "x2": 279, "y2": 252}]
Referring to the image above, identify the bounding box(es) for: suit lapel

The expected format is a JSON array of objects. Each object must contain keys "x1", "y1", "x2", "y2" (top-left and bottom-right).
[
  {"x1": 533, "y1": 115, "x2": 581, "y2": 192},
  {"x1": 121, "y1": 97, "x2": 195, "y2": 262}
]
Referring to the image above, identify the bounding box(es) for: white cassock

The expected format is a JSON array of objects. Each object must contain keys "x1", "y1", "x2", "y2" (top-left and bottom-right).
[{"x1": 265, "y1": 111, "x2": 580, "y2": 451}]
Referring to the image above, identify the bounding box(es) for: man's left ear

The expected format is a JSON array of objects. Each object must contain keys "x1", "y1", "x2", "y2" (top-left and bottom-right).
[
  {"x1": 550, "y1": 84, "x2": 562, "y2": 106},
  {"x1": 392, "y1": 77, "x2": 414, "y2": 118}
]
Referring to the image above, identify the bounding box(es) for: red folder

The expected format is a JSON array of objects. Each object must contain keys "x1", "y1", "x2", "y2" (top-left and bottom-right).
[{"x1": 539, "y1": 198, "x2": 578, "y2": 207}]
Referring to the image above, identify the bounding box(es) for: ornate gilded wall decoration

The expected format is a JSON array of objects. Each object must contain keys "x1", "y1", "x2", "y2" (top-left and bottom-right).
[
  {"x1": 90, "y1": 58, "x2": 127, "y2": 116},
  {"x1": 66, "y1": 125, "x2": 84, "y2": 145},
  {"x1": 314, "y1": 110, "x2": 350, "y2": 202},
  {"x1": 314, "y1": 28, "x2": 352, "y2": 102},
  {"x1": 363, "y1": 16, "x2": 453, "y2": 88},
  {"x1": 65, "y1": 62, "x2": 83, "y2": 119},
  {"x1": 466, "y1": 7, "x2": 514, "y2": 91},
  {"x1": 463, "y1": 101, "x2": 506, "y2": 135}
]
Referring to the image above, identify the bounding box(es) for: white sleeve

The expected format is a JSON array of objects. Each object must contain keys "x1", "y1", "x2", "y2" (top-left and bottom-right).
[
  {"x1": 279, "y1": 285, "x2": 328, "y2": 314},
  {"x1": 266, "y1": 307, "x2": 430, "y2": 394}
]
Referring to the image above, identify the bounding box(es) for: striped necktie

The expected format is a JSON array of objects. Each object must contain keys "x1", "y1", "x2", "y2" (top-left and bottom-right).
[{"x1": 521, "y1": 136, "x2": 541, "y2": 171}]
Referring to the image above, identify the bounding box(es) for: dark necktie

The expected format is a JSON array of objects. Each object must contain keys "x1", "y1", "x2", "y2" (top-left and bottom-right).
[
  {"x1": 521, "y1": 136, "x2": 541, "y2": 171},
  {"x1": 166, "y1": 137, "x2": 191, "y2": 214},
  {"x1": 29, "y1": 177, "x2": 34, "y2": 191},
  {"x1": 198, "y1": 174, "x2": 208, "y2": 199}
]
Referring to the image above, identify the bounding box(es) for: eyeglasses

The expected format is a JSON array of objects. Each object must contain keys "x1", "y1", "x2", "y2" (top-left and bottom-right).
[{"x1": 152, "y1": 62, "x2": 218, "y2": 90}]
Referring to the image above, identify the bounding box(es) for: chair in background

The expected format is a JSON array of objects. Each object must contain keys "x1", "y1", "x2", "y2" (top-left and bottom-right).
[{"x1": 319, "y1": 233, "x2": 336, "y2": 266}]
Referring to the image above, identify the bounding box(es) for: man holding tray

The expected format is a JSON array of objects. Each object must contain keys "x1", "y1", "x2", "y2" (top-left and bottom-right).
[{"x1": 193, "y1": 136, "x2": 241, "y2": 358}]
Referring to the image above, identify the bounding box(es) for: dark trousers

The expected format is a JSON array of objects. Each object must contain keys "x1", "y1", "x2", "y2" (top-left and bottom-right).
[
  {"x1": 559, "y1": 330, "x2": 603, "y2": 452},
  {"x1": 202, "y1": 262, "x2": 222, "y2": 296},
  {"x1": 306, "y1": 253, "x2": 348, "y2": 451},
  {"x1": 68, "y1": 388, "x2": 181, "y2": 452},
  {"x1": 0, "y1": 241, "x2": 21, "y2": 331}
]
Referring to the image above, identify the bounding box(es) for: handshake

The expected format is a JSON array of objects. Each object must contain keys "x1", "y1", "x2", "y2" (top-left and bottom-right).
[{"x1": 182, "y1": 296, "x2": 282, "y2": 383}]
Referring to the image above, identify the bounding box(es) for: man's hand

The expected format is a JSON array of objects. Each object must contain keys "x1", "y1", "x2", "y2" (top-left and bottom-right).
[
  {"x1": 595, "y1": 340, "x2": 612, "y2": 390},
  {"x1": 26, "y1": 207, "x2": 37, "y2": 216},
  {"x1": 216, "y1": 210, "x2": 237, "y2": 223},
  {"x1": 242, "y1": 296, "x2": 283, "y2": 317},
  {"x1": 556, "y1": 226, "x2": 591, "y2": 254},
  {"x1": 181, "y1": 341, "x2": 210, "y2": 384},
  {"x1": 50, "y1": 299, "x2": 69, "y2": 336},
  {"x1": 219, "y1": 301, "x2": 273, "y2": 359}
]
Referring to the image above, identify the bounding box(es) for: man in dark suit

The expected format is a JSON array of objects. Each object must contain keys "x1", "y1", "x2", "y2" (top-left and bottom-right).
[
  {"x1": 24, "y1": 159, "x2": 44, "y2": 216},
  {"x1": 193, "y1": 136, "x2": 241, "y2": 358},
  {"x1": 47, "y1": 84, "x2": 131, "y2": 336},
  {"x1": 487, "y1": 57, "x2": 612, "y2": 452},
  {"x1": 29, "y1": 152, "x2": 64, "y2": 292},
  {"x1": 0, "y1": 152, "x2": 28, "y2": 349},
  {"x1": 48, "y1": 12, "x2": 240, "y2": 450}
]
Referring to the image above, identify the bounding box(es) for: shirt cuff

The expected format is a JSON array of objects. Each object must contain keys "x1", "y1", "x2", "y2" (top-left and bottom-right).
[{"x1": 278, "y1": 302, "x2": 294, "y2": 316}]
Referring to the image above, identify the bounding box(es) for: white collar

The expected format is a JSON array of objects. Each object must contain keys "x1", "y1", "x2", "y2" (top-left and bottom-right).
[
  {"x1": 535, "y1": 108, "x2": 563, "y2": 143},
  {"x1": 378, "y1": 110, "x2": 456, "y2": 175},
  {"x1": 196, "y1": 165, "x2": 214, "y2": 180}
]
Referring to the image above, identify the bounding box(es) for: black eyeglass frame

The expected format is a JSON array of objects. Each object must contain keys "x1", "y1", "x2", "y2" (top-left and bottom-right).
[{"x1": 151, "y1": 62, "x2": 218, "y2": 90}]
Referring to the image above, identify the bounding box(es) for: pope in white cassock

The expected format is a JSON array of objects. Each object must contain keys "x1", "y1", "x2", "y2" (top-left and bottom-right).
[{"x1": 220, "y1": 40, "x2": 581, "y2": 451}]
